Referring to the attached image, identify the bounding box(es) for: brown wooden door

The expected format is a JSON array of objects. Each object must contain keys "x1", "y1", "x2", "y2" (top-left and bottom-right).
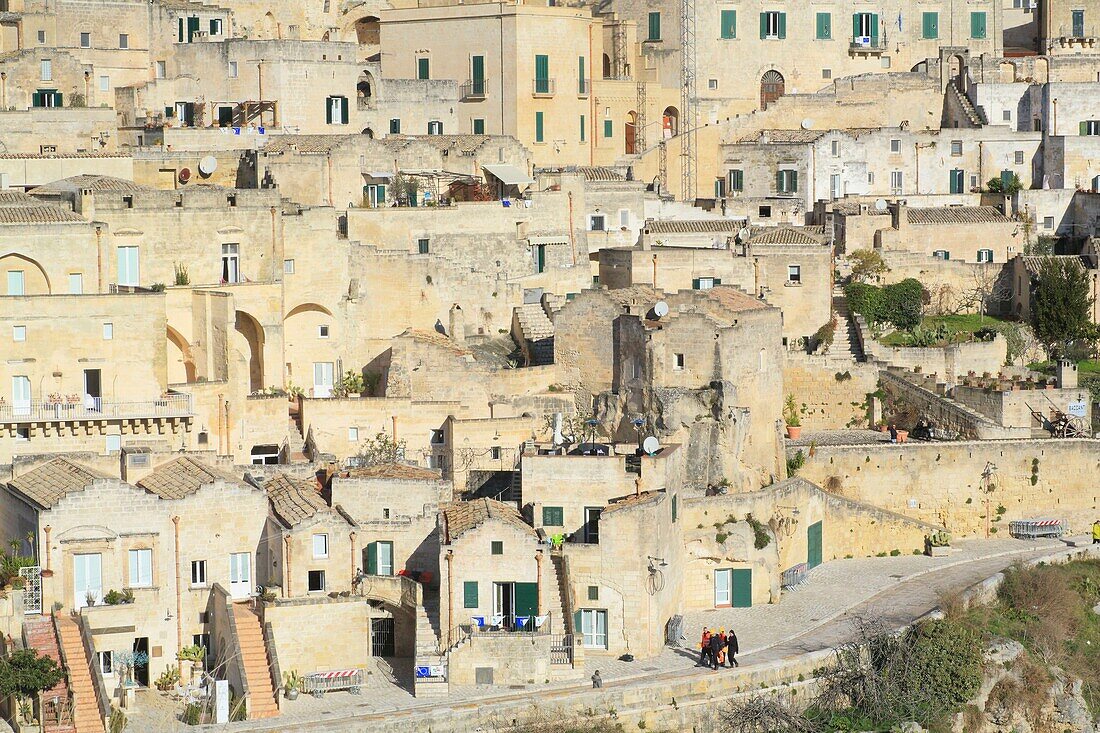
[
  {"x1": 625, "y1": 122, "x2": 636, "y2": 154},
  {"x1": 760, "y1": 70, "x2": 785, "y2": 110}
]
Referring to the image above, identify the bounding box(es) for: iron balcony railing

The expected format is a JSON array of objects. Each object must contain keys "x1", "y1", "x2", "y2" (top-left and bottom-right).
[
  {"x1": 0, "y1": 394, "x2": 193, "y2": 423},
  {"x1": 460, "y1": 78, "x2": 488, "y2": 100},
  {"x1": 532, "y1": 78, "x2": 555, "y2": 96}
]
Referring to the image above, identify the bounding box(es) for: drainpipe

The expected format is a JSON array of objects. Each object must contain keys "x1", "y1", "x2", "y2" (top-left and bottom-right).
[
  {"x1": 445, "y1": 550, "x2": 454, "y2": 647},
  {"x1": 391, "y1": 416, "x2": 397, "y2": 445},
  {"x1": 283, "y1": 536, "x2": 292, "y2": 597},
  {"x1": 326, "y1": 154, "x2": 334, "y2": 207},
  {"x1": 651, "y1": 253, "x2": 658, "y2": 287},
  {"x1": 1052, "y1": 98, "x2": 1058, "y2": 137},
  {"x1": 95, "y1": 226, "x2": 103, "y2": 292},
  {"x1": 172, "y1": 516, "x2": 182, "y2": 655},
  {"x1": 567, "y1": 191, "x2": 577, "y2": 266},
  {"x1": 978, "y1": 141, "x2": 984, "y2": 189},
  {"x1": 217, "y1": 392, "x2": 224, "y2": 455},
  {"x1": 535, "y1": 550, "x2": 543, "y2": 616},
  {"x1": 1, "y1": 73, "x2": 6, "y2": 109},
  {"x1": 349, "y1": 531, "x2": 356, "y2": 586},
  {"x1": 270, "y1": 207, "x2": 277, "y2": 279}
]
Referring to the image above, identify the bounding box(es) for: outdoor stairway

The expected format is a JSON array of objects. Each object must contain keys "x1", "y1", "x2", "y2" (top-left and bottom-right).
[
  {"x1": 413, "y1": 596, "x2": 448, "y2": 698},
  {"x1": 544, "y1": 554, "x2": 568, "y2": 635},
  {"x1": 286, "y1": 419, "x2": 308, "y2": 463},
  {"x1": 54, "y1": 616, "x2": 104, "y2": 733},
  {"x1": 948, "y1": 80, "x2": 985, "y2": 127},
  {"x1": 514, "y1": 303, "x2": 555, "y2": 366},
  {"x1": 831, "y1": 288, "x2": 865, "y2": 362},
  {"x1": 231, "y1": 604, "x2": 279, "y2": 719},
  {"x1": 24, "y1": 617, "x2": 78, "y2": 733}
]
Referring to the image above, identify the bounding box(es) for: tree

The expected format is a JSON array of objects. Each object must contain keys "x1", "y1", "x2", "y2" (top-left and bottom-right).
[
  {"x1": 353, "y1": 430, "x2": 407, "y2": 466},
  {"x1": 0, "y1": 649, "x2": 64, "y2": 720},
  {"x1": 959, "y1": 265, "x2": 1012, "y2": 322},
  {"x1": 882, "y1": 278, "x2": 926, "y2": 331},
  {"x1": 848, "y1": 249, "x2": 887, "y2": 283},
  {"x1": 1031, "y1": 256, "x2": 1097, "y2": 358}
]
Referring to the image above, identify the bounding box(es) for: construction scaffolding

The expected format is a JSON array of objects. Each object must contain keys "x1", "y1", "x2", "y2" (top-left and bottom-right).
[
  {"x1": 635, "y1": 81, "x2": 647, "y2": 154},
  {"x1": 678, "y1": 0, "x2": 697, "y2": 201}
]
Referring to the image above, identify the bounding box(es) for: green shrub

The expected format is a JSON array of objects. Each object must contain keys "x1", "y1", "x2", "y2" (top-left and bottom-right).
[{"x1": 745, "y1": 514, "x2": 771, "y2": 550}]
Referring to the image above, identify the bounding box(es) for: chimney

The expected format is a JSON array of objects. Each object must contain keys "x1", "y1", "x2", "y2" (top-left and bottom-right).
[
  {"x1": 890, "y1": 201, "x2": 908, "y2": 231},
  {"x1": 120, "y1": 446, "x2": 153, "y2": 484},
  {"x1": 1056, "y1": 359, "x2": 1078, "y2": 389},
  {"x1": 449, "y1": 304, "x2": 465, "y2": 342}
]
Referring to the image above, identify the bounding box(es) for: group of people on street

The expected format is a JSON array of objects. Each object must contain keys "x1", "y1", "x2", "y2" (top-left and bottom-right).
[{"x1": 697, "y1": 627, "x2": 739, "y2": 670}]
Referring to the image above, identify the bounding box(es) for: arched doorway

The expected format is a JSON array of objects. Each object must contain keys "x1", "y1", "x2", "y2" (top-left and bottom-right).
[
  {"x1": 602, "y1": 54, "x2": 612, "y2": 79},
  {"x1": 760, "y1": 70, "x2": 784, "y2": 110},
  {"x1": 354, "y1": 16, "x2": 380, "y2": 46},
  {"x1": 625, "y1": 111, "x2": 638, "y2": 154},
  {"x1": 661, "y1": 106, "x2": 678, "y2": 138},
  {"x1": 357, "y1": 70, "x2": 374, "y2": 108},
  {"x1": 166, "y1": 326, "x2": 197, "y2": 384},
  {"x1": 234, "y1": 311, "x2": 265, "y2": 393},
  {"x1": 362, "y1": 128, "x2": 374, "y2": 138}
]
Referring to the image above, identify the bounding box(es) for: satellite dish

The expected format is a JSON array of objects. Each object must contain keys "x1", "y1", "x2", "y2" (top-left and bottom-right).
[
  {"x1": 642, "y1": 436, "x2": 661, "y2": 455},
  {"x1": 652, "y1": 301, "x2": 669, "y2": 319},
  {"x1": 198, "y1": 156, "x2": 218, "y2": 176},
  {"x1": 801, "y1": 118, "x2": 814, "y2": 130},
  {"x1": 874, "y1": 198, "x2": 888, "y2": 212},
  {"x1": 552, "y1": 413, "x2": 564, "y2": 446},
  {"x1": 178, "y1": 167, "x2": 192, "y2": 184},
  {"x1": 737, "y1": 227, "x2": 750, "y2": 241}
]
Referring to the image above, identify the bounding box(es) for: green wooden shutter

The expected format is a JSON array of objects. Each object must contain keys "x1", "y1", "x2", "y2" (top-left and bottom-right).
[
  {"x1": 759, "y1": 12, "x2": 768, "y2": 39},
  {"x1": 31, "y1": 92, "x2": 41, "y2": 107},
  {"x1": 922, "y1": 12, "x2": 938, "y2": 39},
  {"x1": 692, "y1": 278, "x2": 701, "y2": 289},
  {"x1": 341, "y1": 97, "x2": 349, "y2": 124},
  {"x1": 187, "y1": 16, "x2": 199, "y2": 42},
  {"x1": 573, "y1": 610, "x2": 582, "y2": 634},
  {"x1": 209, "y1": 19, "x2": 217, "y2": 33},
  {"x1": 55, "y1": 92, "x2": 63, "y2": 107},
  {"x1": 580, "y1": 114, "x2": 585, "y2": 141},
  {"x1": 731, "y1": 569, "x2": 752, "y2": 607},
  {"x1": 777, "y1": 12, "x2": 786, "y2": 39},
  {"x1": 535, "y1": 111, "x2": 544, "y2": 143},
  {"x1": 870, "y1": 13, "x2": 879, "y2": 45},
  {"x1": 417, "y1": 57, "x2": 430, "y2": 79},
  {"x1": 178, "y1": 17, "x2": 184, "y2": 42},
  {"x1": 463, "y1": 581, "x2": 478, "y2": 608},
  {"x1": 648, "y1": 12, "x2": 660, "y2": 40},
  {"x1": 578, "y1": 56, "x2": 585, "y2": 93},
  {"x1": 852, "y1": 13, "x2": 860, "y2": 40},
  {"x1": 1082, "y1": 121, "x2": 1089, "y2": 136},
  {"x1": 776, "y1": 170, "x2": 783, "y2": 192},
  {"x1": 471, "y1": 55, "x2": 485, "y2": 96},
  {"x1": 730, "y1": 169, "x2": 743, "y2": 191},
  {"x1": 603, "y1": 119, "x2": 613, "y2": 137},
  {"x1": 816, "y1": 12, "x2": 830, "y2": 39},
  {"x1": 366, "y1": 542, "x2": 377, "y2": 575},
  {"x1": 671, "y1": 494, "x2": 678, "y2": 522},
  {"x1": 713, "y1": 278, "x2": 722, "y2": 285},
  {"x1": 721, "y1": 10, "x2": 736, "y2": 39},
  {"x1": 514, "y1": 582, "x2": 538, "y2": 616},
  {"x1": 377, "y1": 184, "x2": 386, "y2": 203},
  {"x1": 807, "y1": 521, "x2": 823, "y2": 568},
  {"x1": 971, "y1": 12, "x2": 986, "y2": 39},
  {"x1": 535, "y1": 54, "x2": 548, "y2": 81},
  {"x1": 473, "y1": 118, "x2": 485, "y2": 134}
]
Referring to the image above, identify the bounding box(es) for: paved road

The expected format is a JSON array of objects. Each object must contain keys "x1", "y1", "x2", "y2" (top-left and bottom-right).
[{"x1": 129, "y1": 536, "x2": 1081, "y2": 731}]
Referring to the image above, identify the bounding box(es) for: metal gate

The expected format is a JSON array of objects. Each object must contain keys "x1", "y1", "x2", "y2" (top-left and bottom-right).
[
  {"x1": 19, "y1": 566, "x2": 41, "y2": 614},
  {"x1": 371, "y1": 618, "x2": 395, "y2": 657},
  {"x1": 550, "y1": 634, "x2": 573, "y2": 665}
]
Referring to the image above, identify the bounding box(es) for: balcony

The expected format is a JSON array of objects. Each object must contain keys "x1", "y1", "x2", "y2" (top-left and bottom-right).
[
  {"x1": 532, "y1": 78, "x2": 555, "y2": 97},
  {"x1": 460, "y1": 79, "x2": 488, "y2": 101},
  {"x1": 849, "y1": 36, "x2": 888, "y2": 56},
  {"x1": 0, "y1": 394, "x2": 193, "y2": 425}
]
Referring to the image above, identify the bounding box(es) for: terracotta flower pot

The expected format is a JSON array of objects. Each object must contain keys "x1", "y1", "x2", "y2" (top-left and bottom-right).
[
  {"x1": 896, "y1": 430, "x2": 909, "y2": 443},
  {"x1": 786, "y1": 425, "x2": 802, "y2": 440}
]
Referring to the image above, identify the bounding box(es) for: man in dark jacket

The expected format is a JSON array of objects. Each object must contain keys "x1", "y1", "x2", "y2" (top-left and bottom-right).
[
  {"x1": 708, "y1": 630, "x2": 724, "y2": 670},
  {"x1": 726, "y1": 628, "x2": 740, "y2": 667}
]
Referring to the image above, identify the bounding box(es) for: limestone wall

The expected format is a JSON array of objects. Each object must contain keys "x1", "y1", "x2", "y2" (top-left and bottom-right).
[
  {"x1": 854, "y1": 314, "x2": 1007, "y2": 384},
  {"x1": 783, "y1": 359, "x2": 879, "y2": 430},
  {"x1": 264, "y1": 597, "x2": 374, "y2": 676},
  {"x1": 446, "y1": 634, "x2": 553, "y2": 686},
  {"x1": 796, "y1": 438, "x2": 1100, "y2": 536},
  {"x1": 879, "y1": 369, "x2": 1028, "y2": 439}
]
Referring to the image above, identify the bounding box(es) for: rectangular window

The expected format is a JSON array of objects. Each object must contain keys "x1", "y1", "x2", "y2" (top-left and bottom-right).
[
  {"x1": 366, "y1": 541, "x2": 394, "y2": 576},
  {"x1": 578, "y1": 55, "x2": 586, "y2": 94},
  {"x1": 1080, "y1": 121, "x2": 1100, "y2": 136},
  {"x1": 728, "y1": 168, "x2": 744, "y2": 191},
  {"x1": 693, "y1": 277, "x2": 718, "y2": 290},
  {"x1": 890, "y1": 170, "x2": 904, "y2": 192},
  {"x1": 970, "y1": 12, "x2": 987, "y2": 39},
  {"x1": 99, "y1": 76, "x2": 109, "y2": 92},
  {"x1": 417, "y1": 237, "x2": 430, "y2": 254},
  {"x1": 950, "y1": 168, "x2": 965, "y2": 194},
  {"x1": 209, "y1": 18, "x2": 222, "y2": 35},
  {"x1": 534, "y1": 54, "x2": 550, "y2": 94},
  {"x1": 128, "y1": 549, "x2": 152, "y2": 588},
  {"x1": 37, "y1": 30, "x2": 45, "y2": 44},
  {"x1": 228, "y1": 61, "x2": 237, "y2": 78},
  {"x1": 473, "y1": 118, "x2": 485, "y2": 135},
  {"x1": 830, "y1": 173, "x2": 841, "y2": 198},
  {"x1": 853, "y1": 12, "x2": 879, "y2": 44},
  {"x1": 103, "y1": 323, "x2": 113, "y2": 340},
  {"x1": 708, "y1": 78, "x2": 718, "y2": 90},
  {"x1": 603, "y1": 119, "x2": 613, "y2": 138},
  {"x1": 283, "y1": 259, "x2": 295, "y2": 274},
  {"x1": 816, "y1": 12, "x2": 831, "y2": 39},
  {"x1": 427, "y1": 120, "x2": 443, "y2": 135},
  {"x1": 80, "y1": 32, "x2": 90, "y2": 48},
  {"x1": 463, "y1": 581, "x2": 478, "y2": 608},
  {"x1": 105, "y1": 435, "x2": 120, "y2": 453},
  {"x1": 1014, "y1": 150, "x2": 1024, "y2": 165},
  {"x1": 1003, "y1": 110, "x2": 1012, "y2": 122},
  {"x1": 312, "y1": 534, "x2": 329, "y2": 558},
  {"x1": 119, "y1": 33, "x2": 129, "y2": 48},
  {"x1": 490, "y1": 446, "x2": 501, "y2": 460},
  {"x1": 760, "y1": 11, "x2": 786, "y2": 39},
  {"x1": 308, "y1": 570, "x2": 326, "y2": 592},
  {"x1": 587, "y1": 586, "x2": 599, "y2": 601},
  {"x1": 535, "y1": 112, "x2": 544, "y2": 143},
  {"x1": 97, "y1": 651, "x2": 113, "y2": 675},
  {"x1": 714, "y1": 568, "x2": 732, "y2": 606},
  {"x1": 721, "y1": 10, "x2": 737, "y2": 39},
  {"x1": 40, "y1": 59, "x2": 52, "y2": 81},
  {"x1": 674, "y1": 353, "x2": 685, "y2": 370},
  {"x1": 1044, "y1": 216, "x2": 1055, "y2": 229},
  {"x1": 417, "y1": 57, "x2": 430, "y2": 80},
  {"x1": 831, "y1": 139, "x2": 840, "y2": 157},
  {"x1": 7, "y1": 270, "x2": 25, "y2": 295},
  {"x1": 348, "y1": 426, "x2": 358, "y2": 442},
  {"x1": 316, "y1": 325, "x2": 329, "y2": 339},
  {"x1": 589, "y1": 214, "x2": 606, "y2": 231},
  {"x1": 580, "y1": 114, "x2": 585, "y2": 142},
  {"x1": 977, "y1": 249, "x2": 994, "y2": 263},
  {"x1": 788, "y1": 265, "x2": 801, "y2": 283},
  {"x1": 471, "y1": 55, "x2": 485, "y2": 94},
  {"x1": 116, "y1": 246, "x2": 139, "y2": 286},
  {"x1": 191, "y1": 560, "x2": 206, "y2": 586},
  {"x1": 221, "y1": 243, "x2": 240, "y2": 283},
  {"x1": 890, "y1": 138, "x2": 901, "y2": 153},
  {"x1": 491, "y1": 541, "x2": 503, "y2": 556},
  {"x1": 648, "y1": 12, "x2": 661, "y2": 40},
  {"x1": 389, "y1": 118, "x2": 401, "y2": 134},
  {"x1": 951, "y1": 139, "x2": 963, "y2": 156},
  {"x1": 922, "y1": 12, "x2": 939, "y2": 39},
  {"x1": 542, "y1": 506, "x2": 564, "y2": 526},
  {"x1": 777, "y1": 169, "x2": 798, "y2": 193},
  {"x1": 12, "y1": 326, "x2": 26, "y2": 342},
  {"x1": 1072, "y1": 9, "x2": 1085, "y2": 37},
  {"x1": 325, "y1": 96, "x2": 348, "y2": 125}
]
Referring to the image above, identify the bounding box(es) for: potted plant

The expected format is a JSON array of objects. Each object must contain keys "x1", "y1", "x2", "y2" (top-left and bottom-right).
[
  {"x1": 154, "y1": 664, "x2": 180, "y2": 692},
  {"x1": 925, "y1": 530, "x2": 951, "y2": 557},
  {"x1": 85, "y1": 590, "x2": 97, "y2": 607},
  {"x1": 875, "y1": 419, "x2": 889, "y2": 433},
  {"x1": 177, "y1": 644, "x2": 205, "y2": 683},
  {"x1": 783, "y1": 394, "x2": 802, "y2": 440},
  {"x1": 283, "y1": 670, "x2": 301, "y2": 700},
  {"x1": 895, "y1": 428, "x2": 909, "y2": 443}
]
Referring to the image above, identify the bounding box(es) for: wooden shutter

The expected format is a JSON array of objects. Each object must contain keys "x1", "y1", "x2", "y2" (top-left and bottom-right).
[
  {"x1": 471, "y1": 55, "x2": 484, "y2": 82},
  {"x1": 463, "y1": 581, "x2": 478, "y2": 608},
  {"x1": 340, "y1": 97, "x2": 349, "y2": 125},
  {"x1": 604, "y1": 119, "x2": 613, "y2": 137},
  {"x1": 573, "y1": 610, "x2": 582, "y2": 635},
  {"x1": 816, "y1": 13, "x2": 829, "y2": 39},
  {"x1": 1081, "y1": 121, "x2": 1088, "y2": 136},
  {"x1": 578, "y1": 55, "x2": 585, "y2": 93},
  {"x1": 178, "y1": 17, "x2": 184, "y2": 42},
  {"x1": 55, "y1": 92, "x2": 63, "y2": 107},
  {"x1": 807, "y1": 521, "x2": 823, "y2": 568},
  {"x1": 366, "y1": 541, "x2": 377, "y2": 575},
  {"x1": 648, "y1": 12, "x2": 660, "y2": 40},
  {"x1": 870, "y1": 13, "x2": 879, "y2": 45},
  {"x1": 759, "y1": 12, "x2": 768, "y2": 39},
  {"x1": 535, "y1": 112, "x2": 544, "y2": 143},
  {"x1": 672, "y1": 495, "x2": 678, "y2": 522},
  {"x1": 721, "y1": 10, "x2": 736, "y2": 39},
  {"x1": 776, "y1": 170, "x2": 784, "y2": 192},
  {"x1": 580, "y1": 114, "x2": 585, "y2": 142},
  {"x1": 732, "y1": 569, "x2": 752, "y2": 607},
  {"x1": 209, "y1": 18, "x2": 217, "y2": 33},
  {"x1": 852, "y1": 13, "x2": 861, "y2": 39},
  {"x1": 187, "y1": 16, "x2": 199, "y2": 42},
  {"x1": 778, "y1": 12, "x2": 786, "y2": 39},
  {"x1": 325, "y1": 97, "x2": 332, "y2": 124},
  {"x1": 692, "y1": 278, "x2": 701, "y2": 289},
  {"x1": 923, "y1": 12, "x2": 937, "y2": 39},
  {"x1": 418, "y1": 57, "x2": 430, "y2": 79},
  {"x1": 971, "y1": 12, "x2": 986, "y2": 38},
  {"x1": 790, "y1": 170, "x2": 798, "y2": 192},
  {"x1": 535, "y1": 54, "x2": 548, "y2": 82}
]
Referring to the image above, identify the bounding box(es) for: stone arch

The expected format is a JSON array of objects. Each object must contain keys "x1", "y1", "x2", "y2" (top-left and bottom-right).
[
  {"x1": 998, "y1": 61, "x2": 1017, "y2": 83},
  {"x1": 166, "y1": 326, "x2": 197, "y2": 384},
  {"x1": 357, "y1": 69, "x2": 375, "y2": 104},
  {"x1": 947, "y1": 55, "x2": 964, "y2": 86},
  {"x1": 661, "y1": 106, "x2": 679, "y2": 138},
  {"x1": 284, "y1": 302, "x2": 334, "y2": 320},
  {"x1": 602, "y1": 53, "x2": 612, "y2": 79},
  {"x1": 0, "y1": 252, "x2": 52, "y2": 294},
  {"x1": 760, "y1": 70, "x2": 785, "y2": 110},
  {"x1": 353, "y1": 15, "x2": 380, "y2": 46},
  {"x1": 234, "y1": 310, "x2": 265, "y2": 393},
  {"x1": 362, "y1": 128, "x2": 375, "y2": 138},
  {"x1": 625, "y1": 110, "x2": 638, "y2": 154}
]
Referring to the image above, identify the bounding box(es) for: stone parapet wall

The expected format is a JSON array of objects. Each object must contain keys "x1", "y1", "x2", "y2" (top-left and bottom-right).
[
  {"x1": 853, "y1": 314, "x2": 1007, "y2": 384},
  {"x1": 879, "y1": 370, "x2": 1029, "y2": 440}
]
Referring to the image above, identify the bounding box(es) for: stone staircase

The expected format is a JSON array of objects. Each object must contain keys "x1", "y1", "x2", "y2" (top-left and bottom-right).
[
  {"x1": 230, "y1": 604, "x2": 279, "y2": 719},
  {"x1": 24, "y1": 617, "x2": 78, "y2": 733},
  {"x1": 286, "y1": 419, "x2": 308, "y2": 463},
  {"x1": 54, "y1": 616, "x2": 104, "y2": 733},
  {"x1": 544, "y1": 554, "x2": 568, "y2": 635},
  {"x1": 830, "y1": 288, "x2": 865, "y2": 362},
  {"x1": 513, "y1": 303, "x2": 555, "y2": 366},
  {"x1": 413, "y1": 593, "x2": 448, "y2": 698},
  {"x1": 948, "y1": 80, "x2": 985, "y2": 127}
]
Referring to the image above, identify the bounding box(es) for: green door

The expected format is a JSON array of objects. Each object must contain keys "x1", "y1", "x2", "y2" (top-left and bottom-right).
[
  {"x1": 514, "y1": 582, "x2": 538, "y2": 616},
  {"x1": 950, "y1": 169, "x2": 964, "y2": 194},
  {"x1": 731, "y1": 568, "x2": 752, "y2": 608},
  {"x1": 808, "y1": 521, "x2": 823, "y2": 569}
]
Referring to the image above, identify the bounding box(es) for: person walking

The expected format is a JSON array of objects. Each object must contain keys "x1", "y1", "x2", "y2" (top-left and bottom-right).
[
  {"x1": 1093, "y1": 520, "x2": 1100, "y2": 545},
  {"x1": 697, "y1": 627, "x2": 712, "y2": 667},
  {"x1": 715, "y1": 629, "x2": 727, "y2": 667},
  {"x1": 726, "y1": 628, "x2": 740, "y2": 668},
  {"x1": 708, "y1": 629, "x2": 724, "y2": 671},
  {"x1": 591, "y1": 670, "x2": 603, "y2": 689}
]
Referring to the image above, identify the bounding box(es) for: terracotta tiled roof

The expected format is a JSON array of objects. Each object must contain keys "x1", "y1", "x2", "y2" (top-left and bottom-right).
[
  {"x1": 31, "y1": 175, "x2": 150, "y2": 194},
  {"x1": 702, "y1": 285, "x2": 769, "y2": 313},
  {"x1": 343, "y1": 463, "x2": 441, "y2": 481},
  {"x1": 0, "y1": 152, "x2": 128, "y2": 160},
  {"x1": 1020, "y1": 255, "x2": 1090, "y2": 276},
  {"x1": 831, "y1": 201, "x2": 890, "y2": 216},
  {"x1": 383, "y1": 135, "x2": 491, "y2": 155},
  {"x1": 645, "y1": 219, "x2": 743, "y2": 234},
  {"x1": 136, "y1": 456, "x2": 243, "y2": 499},
  {"x1": 441, "y1": 498, "x2": 534, "y2": 542},
  {"x1": 265, "y1": 473, "x2": 328, "y2": 527},
  {"x1": 0, "y1": 191, "x2": 41, "y2": 206},
  {"x1": 747, "y1": 226, "x2": 825, "y2": 245},
  {"x1": 905, "y1": 206, "x2": 1009, "y2": 225},
  {"x1": 603, "y1": 490, "x2": 662, "y2": 514},
  {"x1": 8, "y1": 458, "x2": 108, "y2": 508},
  {"x1": 736, "y1": 129, "x2": 827, "y2": 144},
  {"x1": 578, "y1": 166, "x2": 625, "y2": 182},
  {"x1": 261, "y1": 135, "x2": 351, "y2": 155},
  {"x1": 0, "y1": 205, "x2": 85, "y2": 224}
]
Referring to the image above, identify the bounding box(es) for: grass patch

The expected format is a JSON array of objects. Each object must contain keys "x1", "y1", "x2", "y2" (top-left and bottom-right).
[{"x1": 880, "y1": 314, "x2": 1010, "y2": 347}]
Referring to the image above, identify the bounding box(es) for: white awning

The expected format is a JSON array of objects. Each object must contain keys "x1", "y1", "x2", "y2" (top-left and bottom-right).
[
  {"x1": 366, "y1": 171, "x2": 394, "y2": 179},
  {"x1": 482, "y1": 164, "x2": 534, "y2": 186}
]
